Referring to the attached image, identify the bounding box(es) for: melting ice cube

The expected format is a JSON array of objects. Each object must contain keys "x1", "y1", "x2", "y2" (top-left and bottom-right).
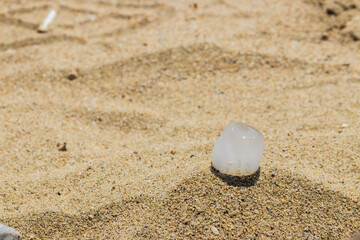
[{"x1": 212, "y1": 123, "x2": 264, "y2": 176}]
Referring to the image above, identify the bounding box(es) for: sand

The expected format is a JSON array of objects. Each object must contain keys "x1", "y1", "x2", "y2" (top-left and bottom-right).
[{"x1": 0, "y1": 0, "x2": 359, "y2": 239}]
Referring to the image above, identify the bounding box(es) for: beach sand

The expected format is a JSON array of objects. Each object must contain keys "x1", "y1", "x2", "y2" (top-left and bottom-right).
[{"x1": 0, "y1": 0, "x2": 359, "y2": 239}]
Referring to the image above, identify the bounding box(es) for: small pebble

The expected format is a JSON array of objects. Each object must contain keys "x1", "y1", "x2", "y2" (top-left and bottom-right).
[
  {"x1": 67, "y1": 73, "x2": 77, "y2": 81},
  {"x1": 58, "y1": 142, "x2": 67, "y2": 152}
]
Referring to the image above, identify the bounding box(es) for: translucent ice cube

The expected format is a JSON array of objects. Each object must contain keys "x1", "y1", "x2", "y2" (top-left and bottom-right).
[{"x1": 212, "y1": 123, "x2": 264, "y2": 176}]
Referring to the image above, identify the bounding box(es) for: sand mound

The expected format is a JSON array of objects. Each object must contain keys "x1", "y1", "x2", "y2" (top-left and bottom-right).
[
  {"x1": 2, "y1": 168, "x2": 359, "y2": 239},
  {"x1": 138, "y1": 168, "x2": 360, "y2": 239}
]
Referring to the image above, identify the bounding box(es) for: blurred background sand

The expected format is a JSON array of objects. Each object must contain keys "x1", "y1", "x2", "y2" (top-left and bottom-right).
[{"x1": 0, "y1": 0, "x2": 359, "y2": 239}]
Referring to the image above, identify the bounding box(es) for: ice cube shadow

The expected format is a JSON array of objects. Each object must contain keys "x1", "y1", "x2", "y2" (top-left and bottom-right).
[{"x1": 210, "y1": 165, "x2": 260, "y2": 187}]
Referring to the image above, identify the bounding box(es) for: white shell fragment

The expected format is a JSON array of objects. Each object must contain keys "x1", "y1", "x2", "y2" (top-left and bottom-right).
[
  {"x1": 210, "y1": 226, "x2": 219, "y2": 235},
  {"x1": 212, "y1": 123, "x2": 265, "y2": 176},
  {"x1": 38, "y1": 9, "x2": 56, "y2": 33},
  {"x1": 0, "y1": 224, "x2": 22, "y2": 240}
]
